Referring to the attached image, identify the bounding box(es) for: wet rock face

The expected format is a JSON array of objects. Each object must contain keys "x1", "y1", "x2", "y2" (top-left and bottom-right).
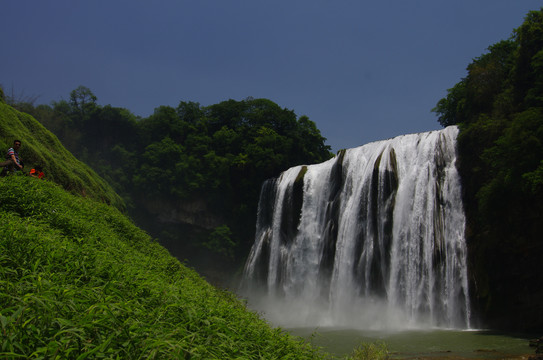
[
  {"x1": 129, "y1": 193, "x2": 232, "y2": 281},
  {"x1": 455, "y1": 120, "x2": 543, "y2": 332},
  {"x1": 143, "y1": 196, "x2": 224, "y2": 229},
  {"x1": 464, "y1": 206, "x2": 543, "y2": 331}
]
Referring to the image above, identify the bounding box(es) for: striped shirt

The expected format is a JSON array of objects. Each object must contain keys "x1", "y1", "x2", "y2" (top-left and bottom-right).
[{"x1": 6, "y1": 147, "x2": 20, "y2": 166}]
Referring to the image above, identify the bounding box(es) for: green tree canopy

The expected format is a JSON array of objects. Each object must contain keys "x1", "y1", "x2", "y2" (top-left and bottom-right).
[{"x1": 26, "y1": 93, "x2": 333, "y2": 276}]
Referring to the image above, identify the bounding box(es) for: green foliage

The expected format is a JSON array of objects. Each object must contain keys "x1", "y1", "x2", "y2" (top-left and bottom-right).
[
  {"x1": 0, "y1": 176, "x2": 327, "y2": 359},
  {"x1": 434, "y1": 8, "x2": 543, "y2": 330},
  {"x1": 433, "y1": 39, "x2": 517, "y2": 127},
  {"x1": 434, "y1": 8, "x2": 543, "y2": 220},
  {"x1": 0, "y1": 103, "x2": 124, "y2": 210},
  {"x1": 25, "y1": 92, "x2": 333, "y2": 275},
  {"x1": 202, "y1": 225, "x2": 237, "y2": 260},
  {"x1": 347, "y1": 342, "x2": 389, "y2": 360},
  {"x1": 432, "y1": 81, "x2": 468, "y2": 127},
  {"x1": 69, "y1": 85, "x2": 98, "y2": 123}
]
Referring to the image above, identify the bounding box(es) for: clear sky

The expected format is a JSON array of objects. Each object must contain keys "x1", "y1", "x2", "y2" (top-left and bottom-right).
[{"x1": 2, "y1": 1, "x2": 541, "y2": 152}]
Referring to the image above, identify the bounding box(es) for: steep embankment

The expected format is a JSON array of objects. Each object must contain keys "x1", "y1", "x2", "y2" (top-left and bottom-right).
[
  {"x1": 0, "y1": 102, "x2": 124, "y2": 210},
  {"x1": 0, "y1": 102, "x2": 328, "y2": 358},
  {"x1": 0, "y1": 176, "x2": 325, "y2": 359}
]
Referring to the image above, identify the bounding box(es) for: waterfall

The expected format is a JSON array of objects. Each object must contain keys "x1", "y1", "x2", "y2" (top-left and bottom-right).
[{"x1": 241, "y1": 126, "x2": 471, "y2": 330}]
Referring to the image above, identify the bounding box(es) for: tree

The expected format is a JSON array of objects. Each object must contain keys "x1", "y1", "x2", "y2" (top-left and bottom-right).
[
  {"x1": 513, "y1": 9, "x2": 543, "y2": 107},
  {"x1": 133, "y1": 137, "x2": 184, "y2": 196},
  {"x1": 83, "y1": 105, "x2": 139, "y2": 153},
  {"x1": 176, "y1": 101, "x2": 203, "y2": 124},
  {"x1": 465, "y1": 40, "x2": 517, "y2": 118},
  {"x1": 69, "y1": 85, "x2": 97, "y2": 123},
  {"x1": 139, "y1": 106, "x2": 190, "y2": 145}
]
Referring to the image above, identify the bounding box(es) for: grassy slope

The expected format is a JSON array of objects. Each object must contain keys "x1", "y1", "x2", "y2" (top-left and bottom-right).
[
  {"x1": 0, "y1": 102, "x2": 124, "y2": 210},
  {"x1": 0, "y1": 176, "x2": 326, "y2": 359},
  {"x1": 0, "y1": 103, "x2": 331, "y2": 359}
]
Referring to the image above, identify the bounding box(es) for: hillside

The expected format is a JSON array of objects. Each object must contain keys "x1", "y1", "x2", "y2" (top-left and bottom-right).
[
  {"x1": 0, "y1": 101, "x2": 334, "y2": 358},
  {"x1": 5, "y1": 91, "x2": 333, "y2": 285},
  {"x1": 0, "y1": 176, "x2": 327, "y2": 359},
  {"x1": 0, "y1": 101, "x2": 124, "y2": 211}
]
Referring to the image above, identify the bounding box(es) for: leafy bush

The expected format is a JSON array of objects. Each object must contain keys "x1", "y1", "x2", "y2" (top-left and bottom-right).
[{"x1": 348, "y1": 342, "x2": 389, "y2": 360}]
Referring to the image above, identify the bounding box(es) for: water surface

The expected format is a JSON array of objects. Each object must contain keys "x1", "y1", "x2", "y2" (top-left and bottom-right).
[{"x1": 289, "y1": 327, "x2": 535, "y2": 359}]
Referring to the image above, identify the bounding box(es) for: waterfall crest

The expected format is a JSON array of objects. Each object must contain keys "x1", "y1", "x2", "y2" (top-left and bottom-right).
[{"x1": 241, "y1": 126, "x2": 470, "y2": 330}]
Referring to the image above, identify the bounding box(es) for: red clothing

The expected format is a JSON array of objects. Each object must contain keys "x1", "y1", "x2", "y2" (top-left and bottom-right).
[{"x1": 30, "y1": 168, "x2": 44, "y2": 179}]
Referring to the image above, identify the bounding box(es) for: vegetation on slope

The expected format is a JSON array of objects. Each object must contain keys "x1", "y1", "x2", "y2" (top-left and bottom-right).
[
  {"x1": 0, "y1": 175, "x2": 328, "y2": 359},
  {"x1": 0, "y1": 102, "x2": 124, "y2": 211},
  {"x1": 7, "y1": 88, "x2": 333, "y2": 280},
  {"x1": 0, "y1": 94, "x2": 379, "y2": 360},
  {"x1": 433, "y1": 8, "x2": 543, "y2": 330}
]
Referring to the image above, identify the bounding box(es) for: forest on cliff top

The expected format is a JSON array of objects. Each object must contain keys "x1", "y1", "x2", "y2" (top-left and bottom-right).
[{"x1": 433, "y1": 8, "x2": 543, "y2": 330}]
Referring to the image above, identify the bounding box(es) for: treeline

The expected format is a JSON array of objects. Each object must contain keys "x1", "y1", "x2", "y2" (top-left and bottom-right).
[
  {"x1": 433, "y1": 9, "x2": 543, "y2": 330},
  {"x1": 7, "y1": 87, "x2": 333, "y2": 279}
]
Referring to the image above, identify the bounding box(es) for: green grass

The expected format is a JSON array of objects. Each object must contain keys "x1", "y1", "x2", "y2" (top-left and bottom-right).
[
  {"x1": 0, "y1": 102, "x2": 124, "y2": 210},
  {"x1": 0, "y1": 176, "x2": 329, "y2": 359}
]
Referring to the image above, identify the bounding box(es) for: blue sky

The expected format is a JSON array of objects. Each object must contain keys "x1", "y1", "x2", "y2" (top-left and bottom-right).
[{"x1": 2, "y1": 1, "x2": 541, "y2": 152}]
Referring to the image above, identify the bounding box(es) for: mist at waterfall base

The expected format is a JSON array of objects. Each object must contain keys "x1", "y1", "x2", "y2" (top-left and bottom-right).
[{"x1": 240, "y1": 126, "x2": 471, "y2": 331}]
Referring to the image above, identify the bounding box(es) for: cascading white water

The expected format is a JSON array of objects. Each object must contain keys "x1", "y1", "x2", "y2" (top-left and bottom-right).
[{"x1": 241, "y1": 126, "x2": 470, "y2": 330}]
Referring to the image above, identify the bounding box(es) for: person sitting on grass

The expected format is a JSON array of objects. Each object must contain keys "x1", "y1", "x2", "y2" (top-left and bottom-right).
[
  {"x1": 1, "y1": 140, "x2": 23, "y2": 176},
  {"x1": 29, "y1": 165, "x2": 44, "y2": 179}
]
